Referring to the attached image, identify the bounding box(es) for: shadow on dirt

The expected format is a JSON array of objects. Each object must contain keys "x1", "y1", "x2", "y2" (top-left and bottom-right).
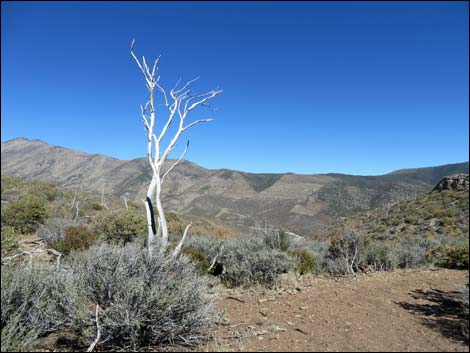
[{"x1": 397, "y1": 288, "x2": 469, "y2": 344}]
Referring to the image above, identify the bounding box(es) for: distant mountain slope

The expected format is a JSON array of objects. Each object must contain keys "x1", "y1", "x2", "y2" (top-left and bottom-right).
[
  {"x1": 2, "y1": 138, "x2": 468, "y2": 235},
  {"x1": 387, "y1": 163, "x2": 470, "y2": 185},
  {"x1": 318, "y1": 174, "x2": 469, "y2": 241}
]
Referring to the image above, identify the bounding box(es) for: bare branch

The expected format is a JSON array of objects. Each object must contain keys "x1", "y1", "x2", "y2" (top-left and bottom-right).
[
  {"x1": 157, "y1": 100, "x2": 179, "y2": 142},
  {"x1": 173, "y1": 76, "x2": 200, "y2": 96},
  {"x1": 75, "y1": 201, "x2": 80, "y2": 220},
  {"x1": 151, "y1": 55, "x2": 161, "y2": 78},
  {"x1": 208, "y1": 244, "x2": 224, "y2": 273},
  {"x1": 142, "y1": 56, "x2": 152, "y2": 81},
  {"x1": 87, "y1": 304, "x2": 101, "y2": 352},
  {"x1": 130, "y1": 41, "x2": 151, "y2": 86},
  {"x1": 155, "y1": 81, "x2": 169, "y2": 107},
  {"x1": 186, "y1": 89, "x2": 223, "y2": 114},
  {"x1": 1, "y1": 244, "x2": 42, "y2": 266},
  {"x1": 45, "y1": 248, "x2": 63, "y2": 270},
  {"x1": 170, "y1": 77, "x2": 182, "y2": 96},
  {"x1": 183, "y1": 118, "x2": 213, "y2": 131},
  {"x1": 171, "y1": 223, "x2": 192, "y2": 259},
  {"x1": 161, "y1": 140, "x2": 189, "y2": 183},
  {"x1": 2, "y1": 245, "x2": 62, "y2": 270}
]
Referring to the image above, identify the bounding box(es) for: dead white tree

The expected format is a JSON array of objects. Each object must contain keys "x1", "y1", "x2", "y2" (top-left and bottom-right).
[
  {"x1": 333, "y1": 228, "x2": 363, "y2": 275},
  {"x1": 121, "y1": 192, "x2": 130, "y2": 210},
  {"x1": 130, "y1": 39, "x2": 222, "y2": 257},
  {"x1": 74, "y1": 201, "x2": 80, "y2": 220},
  {"x1": 101, "y1": 187, "x2": 109, "y2": 210}
]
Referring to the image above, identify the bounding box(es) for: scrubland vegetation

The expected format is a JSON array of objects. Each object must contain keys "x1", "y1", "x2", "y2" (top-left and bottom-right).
[{"x1": 1, "y1": 175, "x2": 469, "y2": 351}]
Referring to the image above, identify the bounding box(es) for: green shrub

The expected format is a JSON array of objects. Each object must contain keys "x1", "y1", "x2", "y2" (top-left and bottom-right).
[
  {"x1": 49, "y1": 226, "x2": 97, "y2": 254},
  {"x1": 439, "y1": 217, "x2": 455, "y2": 226},
  {"x1": 443, "y1": 207, "x2": 460, "y2": 217},
  {"x1": 1, "y1": 196, "x2": 49, "y2": 234},
  {"x1": 30, "y1": 181, "x2": 59, "y2": 202},
  {"x1": 405, "y1": 215, "x2": 419, "y2": 224},
  {"x1": 1, "y1": 175, "x2": 21, "y2": 192},
  {"x1": 390, "y1": 218, "x2": 401, "y2": 226},
  {"x1": 69, "y1": 242, "x2": 218, "y2": 350},
  {"x1": 289, "y1": 239, "x2": 331, "y2": 274},
  {"x1": 181, "y1": 246, "x2": 210, "y2": 274},
  {"x1": 1, "y1": 226, "x2": 19, "y2": 255},
  {"x1": 290, "y1": 249, "x2": 317, "y2": 275},
  {"x1": 90, "y1": 203, "x2": 103, "y2": 211},
  {"x1": 92, "y1": 210, "x2": 146, "y2": 244},
  {"x1": 428, "y1": 244, "x2": 469, "y2": 269}
]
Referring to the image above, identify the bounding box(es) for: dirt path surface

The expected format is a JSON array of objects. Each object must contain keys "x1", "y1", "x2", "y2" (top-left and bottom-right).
[{"x1": 208, "y1": 269, "x2": 468, "y2": 352}]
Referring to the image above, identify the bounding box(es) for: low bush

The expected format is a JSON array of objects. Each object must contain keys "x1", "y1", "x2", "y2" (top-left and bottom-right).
[
  {"x1": 36, "y1": 217, "x2": 75, "y2": 243},
  {"x1": 90, "y1": 202, "x2": 103, "y2": 211},
  {"x1": 49, "y1": 226, "x2": 97, "y2": 255},
  {"x1": 181, "y1": 246, "x2": 210, "y2": 274},
  {"x1": 394, "y1": 236, "x2": 436, "y2": 268},
  {"x1": 1, "y1": 196, "x2": 49, "y2": 234},
  {"x1": 363, "y1": 241, "x2": 399, "y2": 271},
  {"x1": 405, "y1": 215, "x2": 419, "y2": 224},
  {"x1": 325, "y1": 228, "x2": 365, "y2": 275},
  {"x1": 69, "y1": 242, "x2": 218, "y2": 350},
  {"x1": 260, "y1": 228, "x2": 291, "y2": 252},
  {"x1": 30, "y1": 181, "x2": 59, "y2": 202},
  {"x1": 1, "y1": 264, "x2": 87, "y2": 352},
  {"x1": 1, "y1": 226, "x2": 19, "y2": 255},
  {"x1": 184, "y1": 235, "x2": 224, "y2": 258},
  {"x1": 186, "y1": 234, "x2": 295, "y2": 287},
  {"x1": 92, "y1": 210, "x2": 146, "y2": 244},
  {"x1": 439, "y1": 217, "x2": 455, "y2": 226},
  {"x1": 216, "y1": 237, "x2": 294, "y2": 287},
  {"x1": 290, "y1": 249, "x2": 317, "y2": 275},
  {"x1": 428, "y1": 244, "x2": 469, "y2": 269},
  {"x1": 443, "y1": 207, "x2": 460, "y2": 217}
]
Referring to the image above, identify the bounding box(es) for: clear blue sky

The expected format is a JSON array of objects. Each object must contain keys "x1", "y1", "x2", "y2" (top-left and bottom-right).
[{"x1": 2, "y1": 1, "x2": 468, "y2": 175}]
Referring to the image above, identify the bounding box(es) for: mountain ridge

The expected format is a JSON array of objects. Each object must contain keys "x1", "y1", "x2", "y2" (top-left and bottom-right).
[{"x1": 2, "y1": 137, "x2": 468, "y2": 236}]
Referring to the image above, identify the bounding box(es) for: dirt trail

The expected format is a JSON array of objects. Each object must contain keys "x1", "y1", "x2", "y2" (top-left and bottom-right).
[{"x1": 208, "y1": 269, "x2": 468, "y2": 352}]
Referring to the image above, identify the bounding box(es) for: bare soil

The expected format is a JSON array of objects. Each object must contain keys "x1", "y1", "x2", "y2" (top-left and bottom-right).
[{"x1": 205, "y1": 269, "x2": 468, "y2": 352}]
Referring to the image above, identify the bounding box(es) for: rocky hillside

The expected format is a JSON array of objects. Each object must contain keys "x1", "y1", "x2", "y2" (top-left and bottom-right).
[
  {"x1": 0, "y1": 175, "x2": 234, "y2": 239},
  {"x1": 318, "y1": 174, "x2": 469, "y2": 241},
  {"x1": 2, "y1": 138, "x2": 468, "y2": 235}
]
